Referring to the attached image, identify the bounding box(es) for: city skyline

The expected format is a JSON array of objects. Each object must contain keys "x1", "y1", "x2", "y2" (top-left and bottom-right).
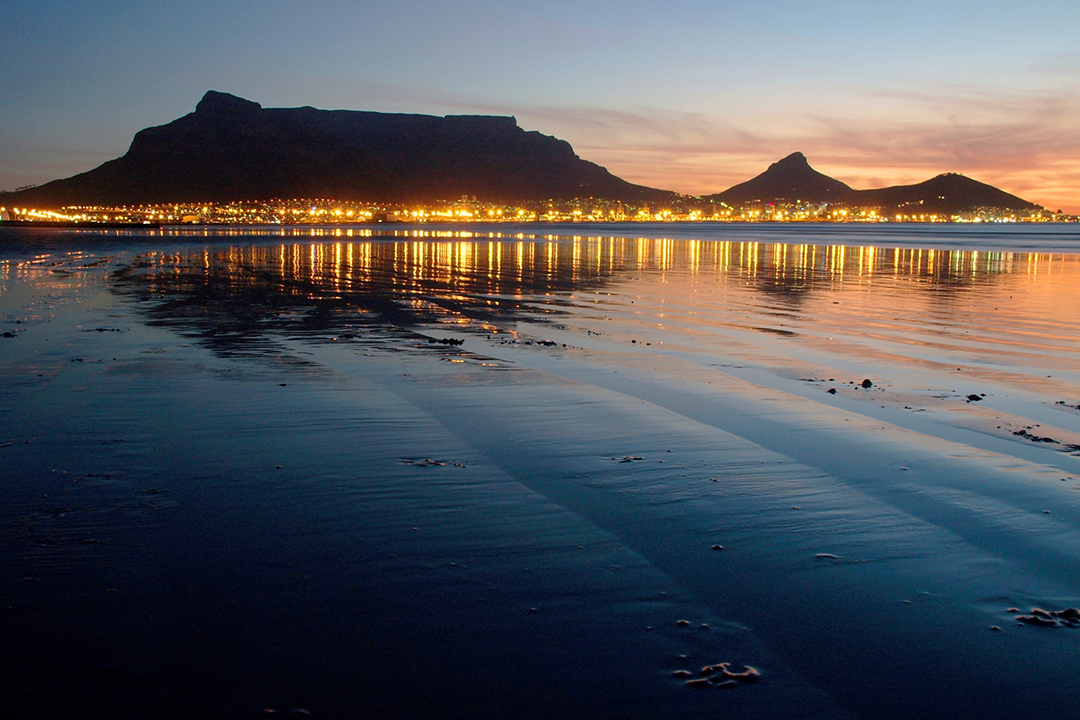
[{"x1": 3, "y1": 1, "x2": 1078, "y2": 212}]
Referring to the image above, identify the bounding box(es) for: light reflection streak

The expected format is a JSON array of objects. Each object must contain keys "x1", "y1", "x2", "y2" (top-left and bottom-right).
[
  {"x1": 9, "y1": 230, "x2": 1076, "y2": 342},
  {"x1": 127, "y1": 238, "x2": 1080, "y2": 314}
]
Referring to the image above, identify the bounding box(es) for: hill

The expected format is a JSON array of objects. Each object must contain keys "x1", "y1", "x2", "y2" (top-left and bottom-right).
[
  {"x1": 4, "y1": 91, "x2": 675, "y2": 208},
  {"x1": 851, "y1": 173, "x2": 1037, "y2": 214},
  {"x1": 3, "y1": 94, "x2": 1044, "y2": 215},
  {"x1": 706, "y1": 152, "x2": 1040, "y2": 215},
  {"x1": 707, "y1": 152, "x2": 853, "y2": 205}
]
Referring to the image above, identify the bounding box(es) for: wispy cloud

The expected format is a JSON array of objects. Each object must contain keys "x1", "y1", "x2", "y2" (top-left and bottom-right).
[
  {"x1": 41, "y1": 75, "x2": 1079, "y2": 213},
  {"x1": 524, "y1": 83, "x2": 1080, "y2": 211}
]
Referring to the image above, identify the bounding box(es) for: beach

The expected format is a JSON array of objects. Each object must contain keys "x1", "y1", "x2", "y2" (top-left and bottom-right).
[{"x1": 2, "y1": 222, "x2": 1080, "y2": 719}]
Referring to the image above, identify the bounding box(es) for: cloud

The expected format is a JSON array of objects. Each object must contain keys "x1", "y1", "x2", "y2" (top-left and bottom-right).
[
  {"x1": 9, "y1": 75, "x2": 1077, "y2": 212},
  {"x1": 528, "y1": 83, "x2": 1080, "y2": 211},
  {"x1": 819, "y1": 84, "x2": 1080, "y2": 166}
]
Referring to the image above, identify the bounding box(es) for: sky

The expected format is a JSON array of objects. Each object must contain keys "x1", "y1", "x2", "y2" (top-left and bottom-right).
[{"x1": 2, "y1": 0, "x2": 1079, "y2": 212}]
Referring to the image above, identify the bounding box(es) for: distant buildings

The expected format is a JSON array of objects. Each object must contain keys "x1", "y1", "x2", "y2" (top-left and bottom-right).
[{"x1": 0, "y1": 198, "x2": 1072, "y2": 225}]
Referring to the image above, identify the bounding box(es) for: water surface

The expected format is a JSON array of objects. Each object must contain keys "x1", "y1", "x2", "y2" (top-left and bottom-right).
[{"x1": 2, "y1": 223, "x2": 1080, "y2": 719}]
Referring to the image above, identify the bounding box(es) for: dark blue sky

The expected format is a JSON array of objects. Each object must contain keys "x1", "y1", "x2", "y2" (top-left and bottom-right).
[{"x1": 3, "y1": 0, "x2": 1077, "y2": 210}]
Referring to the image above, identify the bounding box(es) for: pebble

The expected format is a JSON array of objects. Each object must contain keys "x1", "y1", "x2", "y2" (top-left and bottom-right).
[
  {"x1": 701, "y1": 662, "x2": 762, "y2": 683},
  {"x1": 1013, "y1": 606, "x2": 1080, "y2": 627},
  {"x1": 1017, "y1": 614, "x2": 1057, "y2": 627}
]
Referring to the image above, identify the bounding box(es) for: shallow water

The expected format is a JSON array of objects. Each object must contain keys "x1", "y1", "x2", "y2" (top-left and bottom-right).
[{"x1": 2, "y1": 223, "x2": 1080, "y2": 718}]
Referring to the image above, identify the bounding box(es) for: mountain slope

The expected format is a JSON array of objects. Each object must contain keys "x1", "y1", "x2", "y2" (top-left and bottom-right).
[
  {"x1": 6, "y1": 91, "x2": 675, "y2": 208},
  {"x1": 706, "y1": 152, "x2": 1041, "y2": 214},
  {"x1": 851, "y1": 173, "x2": 1037, "y2": 214},
  {"x1": 706, "y1": 152, "x2": 853, "y2": 205}
]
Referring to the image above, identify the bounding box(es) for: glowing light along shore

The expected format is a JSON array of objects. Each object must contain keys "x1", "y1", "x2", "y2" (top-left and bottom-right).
[{"x1": 1, "y1": 197, "x2": 1073, "y2": 225}]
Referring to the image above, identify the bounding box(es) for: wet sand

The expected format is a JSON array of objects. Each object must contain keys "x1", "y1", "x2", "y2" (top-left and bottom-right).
[{"x1": 2, "y1": 223, "x2": 1080, "y2": 718}]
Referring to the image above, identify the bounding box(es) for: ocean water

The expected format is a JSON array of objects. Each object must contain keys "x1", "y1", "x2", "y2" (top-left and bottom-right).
[{"x1": 2, "y1": 222, "x2": 1080, "y2": 719}]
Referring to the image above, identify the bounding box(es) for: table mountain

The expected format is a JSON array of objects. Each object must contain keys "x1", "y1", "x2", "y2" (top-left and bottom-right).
[{"x1": 6, "y1": 91, "x2": 674, "y2": 208}]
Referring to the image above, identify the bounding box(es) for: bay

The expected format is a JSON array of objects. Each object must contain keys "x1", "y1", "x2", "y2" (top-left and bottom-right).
[{"x1": 2, "y1": 222, "x2": 1079, "y2": 719}]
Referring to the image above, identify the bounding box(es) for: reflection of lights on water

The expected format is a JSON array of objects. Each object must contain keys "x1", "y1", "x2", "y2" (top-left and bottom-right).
[{"x1": 70, "y1": 235, "x2": 1078, "y2": 317}]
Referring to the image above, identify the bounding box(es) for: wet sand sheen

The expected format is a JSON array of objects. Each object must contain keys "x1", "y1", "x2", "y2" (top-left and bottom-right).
[
  {"x1": 2, "y1": 224, "x2": 1080, "y2": 718},
  {"x1": 381, "y1": 353, "x2": 1078, "y2": 719}
]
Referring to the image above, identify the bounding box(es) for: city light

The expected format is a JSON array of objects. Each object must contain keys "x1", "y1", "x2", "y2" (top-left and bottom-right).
[{"x1": 0, "y1": 196, "x2": 1071, "y2": 225}]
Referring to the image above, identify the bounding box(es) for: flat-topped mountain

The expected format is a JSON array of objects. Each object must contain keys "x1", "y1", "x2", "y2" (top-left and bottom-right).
[
  {"x1": 707, "y1": 152, "x2": 1040, "y2": 214},
  {"x1": 6, "y1": 91, "x2": 674, "y2": 208},
  {"x1": 4, "y1": 93, "x2": 1043, "y2": 215}
]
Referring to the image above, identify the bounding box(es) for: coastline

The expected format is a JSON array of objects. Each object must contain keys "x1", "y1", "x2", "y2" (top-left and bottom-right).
[{"x1": 2, "y1": 225, "x2": 1079, "y2": 718}]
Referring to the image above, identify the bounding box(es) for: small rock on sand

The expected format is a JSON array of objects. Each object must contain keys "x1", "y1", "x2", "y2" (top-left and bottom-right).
[
  {"x1": 1011, "y1": 607, "x2": 1080, "y2": 627},
  {"x1": 683, "y1": 662, "x2": 761, "y2": 690}
]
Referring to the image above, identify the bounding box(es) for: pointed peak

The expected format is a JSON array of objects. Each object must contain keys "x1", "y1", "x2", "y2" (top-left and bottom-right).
[
  {"x1": 766, "y1": 152, "x2": 812, "y2": 173},
  {"x1": 709, "y1": 152, "x2": 852, "y2": 204},
  {"x1": 195, "y1": 91, "x2": 262, "y2": 116}
]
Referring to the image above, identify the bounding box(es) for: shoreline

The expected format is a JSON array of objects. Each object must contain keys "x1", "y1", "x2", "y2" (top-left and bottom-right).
[{"x1": 2, "y1": 228, "x2": 1079, "y2": 718}]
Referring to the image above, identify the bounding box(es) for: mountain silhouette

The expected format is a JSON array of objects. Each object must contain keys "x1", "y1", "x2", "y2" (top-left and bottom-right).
[
  {"x1": 5, "y1": 91, "x2": 674, "y2": 208},
  {"x1": 851, "y1": 173, "x2": 1037, "y2": 214},
  {"x1": 708, "y1": 152, "x2": 1039, "y2": 214},
  {"x1": 3, "y1": 94, "x2": 1043, "y2": 215},
  {"x1": 707, "y1": 152, "x2": 853, "y2": 205}
]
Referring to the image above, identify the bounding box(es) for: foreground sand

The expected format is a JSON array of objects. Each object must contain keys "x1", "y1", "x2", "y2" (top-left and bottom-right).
[{"x1": 2, "y1": 224, "x2": 1080, "y2": 718}]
